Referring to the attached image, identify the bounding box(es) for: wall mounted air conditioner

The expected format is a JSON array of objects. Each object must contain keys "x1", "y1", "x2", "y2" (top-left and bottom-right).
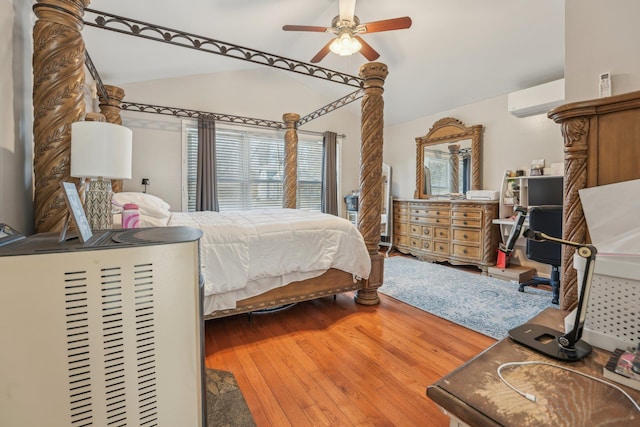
[{"x1": 507, "y1": 78, "x2": 565, "y2": 117}]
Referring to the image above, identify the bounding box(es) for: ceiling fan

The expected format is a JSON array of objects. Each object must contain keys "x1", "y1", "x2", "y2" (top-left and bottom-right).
[{"x1": 282, "y1": 0, "x2": 412, "y2": 63}]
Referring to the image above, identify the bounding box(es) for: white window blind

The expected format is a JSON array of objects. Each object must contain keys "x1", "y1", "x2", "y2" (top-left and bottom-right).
[{"x1": 183, "y1": 121, "x2": 326, "y2": 212}]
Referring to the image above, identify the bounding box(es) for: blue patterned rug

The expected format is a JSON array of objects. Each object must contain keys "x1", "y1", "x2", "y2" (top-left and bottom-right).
[{"x1": 381, "y1": 256, "x2": 555, "y2": 339}]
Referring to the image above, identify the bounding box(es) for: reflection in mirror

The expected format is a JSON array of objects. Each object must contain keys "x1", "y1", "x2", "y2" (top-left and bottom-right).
[
  {"x1": 422, "y1": 139, "x2": 472, "y2": 196},
  {"x1": 415, "y1": 118, "x2": 483, "y2": 199}
]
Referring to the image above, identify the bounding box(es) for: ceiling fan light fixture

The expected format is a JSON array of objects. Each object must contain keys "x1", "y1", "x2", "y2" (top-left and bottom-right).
[{"x1": 329, "y1": 32, "x2": 362, "y2": 56}]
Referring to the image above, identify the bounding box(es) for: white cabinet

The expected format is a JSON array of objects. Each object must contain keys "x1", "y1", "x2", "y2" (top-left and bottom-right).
[{"x1": 0, "y1": 228, "x2": 205, "y2": 427}]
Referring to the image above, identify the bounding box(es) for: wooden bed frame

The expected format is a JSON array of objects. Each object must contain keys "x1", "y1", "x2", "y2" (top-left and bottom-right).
[{"x1": 31, "y1": 0, "x2": 385, "y2": 315}]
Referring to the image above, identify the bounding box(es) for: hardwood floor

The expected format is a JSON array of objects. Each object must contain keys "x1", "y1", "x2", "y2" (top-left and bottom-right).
[{"x1": 204, "y1": 291, "x2": 496, "y2": 426}]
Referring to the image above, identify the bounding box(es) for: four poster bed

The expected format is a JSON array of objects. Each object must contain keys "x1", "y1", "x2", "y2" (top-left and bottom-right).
[{"x1": 31, "y1": 1, "x2": 386, "y2": 318}]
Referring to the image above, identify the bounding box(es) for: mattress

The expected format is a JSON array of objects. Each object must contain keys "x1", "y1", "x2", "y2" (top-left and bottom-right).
[{"x1": 167, "y1": 209, "x2": 372, "y2": 311}]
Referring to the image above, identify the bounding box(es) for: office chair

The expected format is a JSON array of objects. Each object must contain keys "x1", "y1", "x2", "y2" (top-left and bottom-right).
[{"x1": 519, "y1": 205, "x2": 563, "y2": 305}]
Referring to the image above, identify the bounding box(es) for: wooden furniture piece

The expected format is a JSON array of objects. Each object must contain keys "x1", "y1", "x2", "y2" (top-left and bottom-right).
[
  {"x1": 548, "y1": 90, "x2": 640, "y2": 311},
  {"x1": 393, "y1": 199, "x2": 500, "y2": 273},
  {"x1": 415, "y1": 117, "x2": 483, "y2": 199},
  {"x1": 427, "y1": 308, "x2": 640, "y2": 427},
  {"x1": 31, "y1": 1, "x2": 386, "y2": 316}
]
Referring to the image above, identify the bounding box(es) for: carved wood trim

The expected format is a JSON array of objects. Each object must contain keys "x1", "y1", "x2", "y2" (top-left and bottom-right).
[
  {"x1": 355, "y1": 62, "x2": 388, "y2": 306},
  {"x1": 282, "y1": 113, "x2": 300, "y2": 209},
  {"x1": 33, "y1": 0, "x2": 90, "y2": 233}
]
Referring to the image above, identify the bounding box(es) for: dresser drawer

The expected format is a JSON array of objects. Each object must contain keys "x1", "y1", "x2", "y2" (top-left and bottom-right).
[
  {"x1": 433, "y1": 226, "x2": 449, "y2": 240},
  {"x1": 432, "y1": 241, "x2": 449, "y2": 255},
  {"x1": 451, "y1": 228, "x2": 481, "y2": 243},
  {"x1": 409, "y1": 205, "x2": 429, "y2": 216},
  {"x1": 451, "y1": 209, "x2": 482, "y2": 220},
  {"x1": 425, "y1": 208, "x2": 450, "y2": 218},
  {"x1": 394, "y1": 234, "x2": 408, "y2": 246},
  {"x1": 425, "y1": 216, "x2": 450, "y2": 226},
  {"x1": 394, "y1": 222, "x2": 408, "y2": 234},
  {"x1": 410, "y1": 224, "x2": 432, "y2": 237},
  {"x1": 393, "y1": 212, "x2": 407, "y2": 222},
  {"x1": 410, "y1": 214, "x2": 429, "y2": 223},
  {"x1": 451, "y1": 218, "x2": 482, "y2": 228},
  {"x1": 451, "y1": 243, "x2": 481, "y2": 260},
  {"x1": 409, "y1": 237, "x2": 422, "y2": 248}
]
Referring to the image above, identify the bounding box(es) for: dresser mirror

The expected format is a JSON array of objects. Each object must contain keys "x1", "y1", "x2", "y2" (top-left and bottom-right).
[{"x1": 415, "y1": 117, "x2": 483, "y2": 199}]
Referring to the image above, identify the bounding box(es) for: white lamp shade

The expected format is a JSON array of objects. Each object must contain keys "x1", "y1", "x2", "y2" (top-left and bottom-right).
[{"x1": 71, "y1": 121, "x2": 133, "y2": 179}]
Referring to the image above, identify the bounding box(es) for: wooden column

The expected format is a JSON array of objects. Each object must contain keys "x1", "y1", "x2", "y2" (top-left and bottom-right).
[
  {"x1": 282, "y1": 113, "x2": 300, "y2": 209},
  {"x1": 558, "y1": 117, "x2": 589, "y2": 311},
  {"x1": 355, "y1": 62, "x2": 388, "y2": 306},
  {"x1": 32, "y1": 0, "x2": 90, "y2": 233},
  {"x1": 448, "y1": 144, "x2": 460, "y2": 193},
  {"x1": 99, "y1": 85, "x2": 126, "y2": 193}
]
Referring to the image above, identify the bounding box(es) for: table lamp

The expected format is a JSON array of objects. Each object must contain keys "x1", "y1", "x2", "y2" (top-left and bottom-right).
[
  {"x1": 71, "y1": 121, "x2": 133, "y2": 230},
  {"x1": 508, "y1": 229, "x2": 597, "y2": 361}
]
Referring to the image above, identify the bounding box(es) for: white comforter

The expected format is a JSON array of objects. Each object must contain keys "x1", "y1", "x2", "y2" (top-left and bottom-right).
[{"x1": 167, "y1": 209, "x2": 371, "y2": 312}]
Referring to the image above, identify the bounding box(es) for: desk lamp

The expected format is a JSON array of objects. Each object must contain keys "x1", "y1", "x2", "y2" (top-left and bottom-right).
[
  {"x1": 508, "y1": 229, "x2": 597, "y2": 361},
  {"x1": 71, "y1": 121, "x2": 132, "y2": 230}
]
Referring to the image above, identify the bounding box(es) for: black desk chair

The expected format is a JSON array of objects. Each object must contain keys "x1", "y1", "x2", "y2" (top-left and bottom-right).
[{"x1": 519, "y1": 205, "x2": 563, "y2": 305}]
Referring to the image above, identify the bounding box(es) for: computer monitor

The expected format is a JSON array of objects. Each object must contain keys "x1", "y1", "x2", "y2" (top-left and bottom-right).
[{"x1": 527, "y1": 176, "x2": 564, "y2": 207}]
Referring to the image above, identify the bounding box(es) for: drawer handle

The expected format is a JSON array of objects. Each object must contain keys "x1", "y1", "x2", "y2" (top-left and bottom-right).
[
  {"x1": 463, "y1": 234, "x2": 468, "y2": 239},
  {"x1": 435, "y1": 219, "x2": 439, "y2": 223},
  {"x1": 463, "y1": 249, "x2": 468, "y2": 254},
  {"x1": 463, "y1": 221, "x2": 468, "y2": 225}
]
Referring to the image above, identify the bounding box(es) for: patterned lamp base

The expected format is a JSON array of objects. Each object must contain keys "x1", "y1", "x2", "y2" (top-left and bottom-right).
[{"x1": 85, "y1": 178, "x2": 113, "y2": 230}]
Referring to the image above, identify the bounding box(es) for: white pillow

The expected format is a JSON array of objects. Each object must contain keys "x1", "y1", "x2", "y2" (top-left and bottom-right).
[{"x1": 113, "y1": 192, "x2": 171, "y2": 219}]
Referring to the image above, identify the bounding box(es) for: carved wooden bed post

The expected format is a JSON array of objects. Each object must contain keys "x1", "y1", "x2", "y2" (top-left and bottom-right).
[
  {"x1": 32, "y1": 0, "x2": 90, "y2": 233},
  {"x1": 557, "y1": 117, "x2": 588, "y2": 311},
  {"x1": 355, "y1": 62, "x2": 388, "y2": 306},
  {"x1": 282, "y1": 113, "x2": 300, "y2": 209},
  {"x1": 99, "y1": 85, "x2": 126, "y2": 193}
]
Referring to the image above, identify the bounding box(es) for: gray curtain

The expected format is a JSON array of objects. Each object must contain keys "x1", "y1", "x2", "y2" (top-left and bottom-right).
[
  {"x1": 196, "y1": 115, "x2": 219, "y2": 211},
  {"x1": 321, "y1": 131, "x2": 338, "y2": 215}
]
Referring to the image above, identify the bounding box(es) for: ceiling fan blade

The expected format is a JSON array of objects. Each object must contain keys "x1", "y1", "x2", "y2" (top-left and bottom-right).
[
  {"x1": 339, "y1": 0, "x2": 356, "y2": 21},
  {"x1": 310, "y1": 40, "x2": 334, "y2": 63},
  {"x1": 282, "y1": 24, "x2": 329, "y2": 32},
  {"x1": 354, "y1": 36, "x2": 380, "y2": 61},
  {"x1": 358, "y1": 16, "x2": 412, "y2": 33}
]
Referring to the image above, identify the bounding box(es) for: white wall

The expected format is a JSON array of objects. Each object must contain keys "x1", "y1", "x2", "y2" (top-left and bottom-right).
[
  {"x1": 1, "y1": 0, "x2": 33, "y2": 234},
  {"x1": 118, "y1": 67, "x2": 363, "y2": 211},
  {"x1": 384, "y1": 95, "x2": 564, "y2": 199},
  {"x1": 565, "y1": 0, "x2": 640, "y2": 102}
]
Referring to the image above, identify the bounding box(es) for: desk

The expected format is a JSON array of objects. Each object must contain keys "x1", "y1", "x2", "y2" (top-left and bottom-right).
[{"x1": 427, "y1": 308, "x2": 640, "y2": 426}]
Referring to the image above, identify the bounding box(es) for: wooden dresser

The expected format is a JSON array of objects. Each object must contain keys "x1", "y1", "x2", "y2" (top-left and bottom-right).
[{"x1": 393, "y1": 199, "x2": 500, "y2": 273}]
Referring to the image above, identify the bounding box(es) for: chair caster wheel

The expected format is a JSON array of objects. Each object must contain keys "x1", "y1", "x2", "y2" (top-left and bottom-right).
[
  {"x1": 518, "y1": 285, "x2": 524, "y2": 292},
  {"x1": 552, "y1": 298, "x2": 559, "y2": 305}
]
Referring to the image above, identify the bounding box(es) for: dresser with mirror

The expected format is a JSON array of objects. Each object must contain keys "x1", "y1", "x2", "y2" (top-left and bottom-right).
[{"x1": 393, "y1": 118, "x2": 499, "y2": 273}]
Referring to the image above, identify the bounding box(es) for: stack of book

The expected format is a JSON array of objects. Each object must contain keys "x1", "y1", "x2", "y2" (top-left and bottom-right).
[{"x1": 603, "y1": 348, "x2": 640, "y2": 391}]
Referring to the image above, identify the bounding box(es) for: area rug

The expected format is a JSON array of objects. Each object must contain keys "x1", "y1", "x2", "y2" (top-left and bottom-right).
[
  {"x1": 206, "y1": 368, "x2": 256, "y2": 427},
  {"x1": 381, "y1": 256, "x2": 555, "y2": 339}
]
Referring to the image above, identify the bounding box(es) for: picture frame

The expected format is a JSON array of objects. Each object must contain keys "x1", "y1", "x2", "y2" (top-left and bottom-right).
[{"x1": 60, "y1": 181, "x2": 93, "y2": 243}]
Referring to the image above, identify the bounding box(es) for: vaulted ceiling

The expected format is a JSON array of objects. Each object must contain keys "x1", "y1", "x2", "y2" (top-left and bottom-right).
[{"x1": 82, "y1": 0, "x2": 564, "y2": 126}]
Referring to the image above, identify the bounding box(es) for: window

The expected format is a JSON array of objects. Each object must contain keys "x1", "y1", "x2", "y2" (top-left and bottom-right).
[{"x1": 183, "y1": 120, "x2": 329, "y2": 212}]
